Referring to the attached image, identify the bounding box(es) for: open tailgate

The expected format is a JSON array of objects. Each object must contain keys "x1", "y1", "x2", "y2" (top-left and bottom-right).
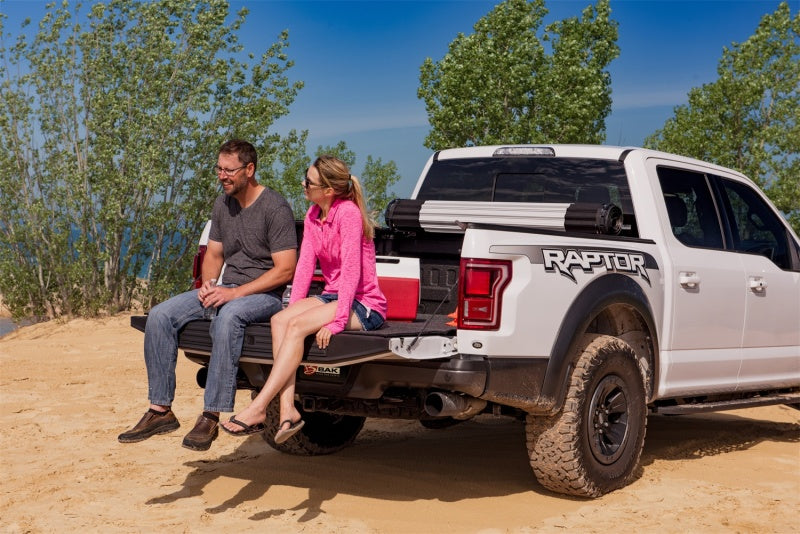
[{"x1": 130, "y1": 314, "x2": 456, "y2": 366}]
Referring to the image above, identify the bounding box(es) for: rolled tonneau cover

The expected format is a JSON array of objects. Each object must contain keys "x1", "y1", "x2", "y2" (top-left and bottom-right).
[{"x1": 385, "y1": 198, "x2": 623, "y2": 235}]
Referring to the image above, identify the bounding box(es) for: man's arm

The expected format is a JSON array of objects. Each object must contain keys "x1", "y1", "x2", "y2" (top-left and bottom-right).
[
  {"x1": 229, "y1": 248, "x2": 297, "y2": 298},
  {"x1": 201, "y1": 248, "x2": 297, "y2": 309},
  {"x1": 198, "y1": 239, "x2": 225, "y2": 304},
  {"x1": 201, "y1": 239, "x2": 225, "y2": 284}
]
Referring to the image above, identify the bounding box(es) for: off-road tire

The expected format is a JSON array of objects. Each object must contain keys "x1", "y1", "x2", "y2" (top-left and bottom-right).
[
  {"x1": 526, "y1": 334, "x2": 647, "y2": 497},
  {"x1": 260, "y1": 396, "x2": 365, "y2": 455}
]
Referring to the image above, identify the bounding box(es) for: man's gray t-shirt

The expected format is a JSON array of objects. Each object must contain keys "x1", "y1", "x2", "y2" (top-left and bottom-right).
[{"x1": 208, "y1": 187, "x2": 297, "y2": 288}]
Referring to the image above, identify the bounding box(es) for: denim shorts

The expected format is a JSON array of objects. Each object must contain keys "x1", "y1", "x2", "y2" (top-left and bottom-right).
[{"x1": 314, "y1": 293, "x2": 385, "y2": 331}]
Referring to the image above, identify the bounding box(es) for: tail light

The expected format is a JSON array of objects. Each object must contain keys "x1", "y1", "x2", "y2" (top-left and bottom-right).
[
  {"x1": 458, "y1": 258, "x2": 511, "y2": 330},
  {"x1": 192, "y1": 245, "x2": 207, "y2": 289}
]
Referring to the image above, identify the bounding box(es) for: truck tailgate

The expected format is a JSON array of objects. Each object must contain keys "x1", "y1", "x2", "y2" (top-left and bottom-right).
[{"x1": 130, "y1": 314, "x2": 456, "y2": 365}]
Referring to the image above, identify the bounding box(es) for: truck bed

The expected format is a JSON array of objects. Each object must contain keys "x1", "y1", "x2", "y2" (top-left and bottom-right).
[{"x1": 130, "y1": 314, "x2": 456, "y2": 365}]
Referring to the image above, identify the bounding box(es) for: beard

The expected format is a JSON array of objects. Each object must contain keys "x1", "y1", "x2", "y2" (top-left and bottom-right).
[{"x1": 222, "y1": 175, "x2": 247, "y2": 197}]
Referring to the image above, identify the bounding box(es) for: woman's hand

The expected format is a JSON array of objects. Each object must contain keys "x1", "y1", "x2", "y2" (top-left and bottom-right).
[{"x1": 316, "y1": 326, "x2": 334, "y2": 349}]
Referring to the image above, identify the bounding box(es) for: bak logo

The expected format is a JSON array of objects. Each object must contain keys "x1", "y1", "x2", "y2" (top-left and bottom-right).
[
  {"x1": 542, "y1": 248, "x2": 650, "y2": 285},
  {"x1": 303, "y1": 365, "x2": 341, "y2": 377}
]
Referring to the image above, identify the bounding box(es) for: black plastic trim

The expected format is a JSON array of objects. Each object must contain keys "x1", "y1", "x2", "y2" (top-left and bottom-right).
[
  {"x1": 653, "y1": 391, "x2": 800, "y2": 414},
  {"x1": 343, "y1": 358, "x2": 489, "y2": 399},
  {"x1": 539, "y1": 273, "x2": 659, "y2": 413},
  {"x1": 480, "y1": 358, "x2": 549, "y2": 409},
  {"x1": 618, "y1": 148, "x2": 634, "y2": 162}
]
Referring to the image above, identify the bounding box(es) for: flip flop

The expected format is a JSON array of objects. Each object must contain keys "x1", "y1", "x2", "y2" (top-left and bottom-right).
[
  {"x1": 221, "y1": 416, "x2": 266, "y2": 437},
  {"x1": 274, "y1": 419, "x2": 305, "y2": 444}
]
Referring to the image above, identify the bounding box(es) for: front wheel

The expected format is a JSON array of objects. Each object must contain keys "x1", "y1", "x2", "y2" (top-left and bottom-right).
[
  {"x1": 526, "y1": 334, "x2": 647, "y2": 497},
  {"x1": 260, "y1": 396, "x2": 365, "y2": 455}
]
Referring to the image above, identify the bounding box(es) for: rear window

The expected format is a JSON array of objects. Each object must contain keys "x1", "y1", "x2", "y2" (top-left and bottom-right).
[
  {"x1": 416, "y1": 156, "x2": 636, "y2": 232},
  {"x1": 418, "y1": 157, "x2": 629, "y2": 203}
]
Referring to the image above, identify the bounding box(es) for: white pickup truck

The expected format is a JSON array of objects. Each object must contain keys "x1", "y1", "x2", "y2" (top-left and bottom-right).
[{"x1": 132, "y1": 144, "x2": 800, "y2": 497}]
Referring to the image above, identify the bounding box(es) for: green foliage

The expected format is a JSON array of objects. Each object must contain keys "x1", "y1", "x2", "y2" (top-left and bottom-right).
[
  {"x1": 418, "y1": 0, "x2": 619, "y2": 150},
  {"x1": 360, "y1": 155, "x2": 401, "y2": 225},
  {"x1": 263, "y1": 128, "x2": 311, "y2": 218},
  {"x1": 645, "y1": 2, "x2": 799, "y2": 234},
  {"x1": 0, "y1": 0, "x2": 304, "y2": 318},
  {"x1": 316, "y1": 141, "x2": 357, "y2": 169}
]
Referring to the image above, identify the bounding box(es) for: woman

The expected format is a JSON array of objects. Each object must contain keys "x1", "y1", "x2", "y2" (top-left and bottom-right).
[{"x1": 221, "y1": 155, "x2": 387, "y2": 443}]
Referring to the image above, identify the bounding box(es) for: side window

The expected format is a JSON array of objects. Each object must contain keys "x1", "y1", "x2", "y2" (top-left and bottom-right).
[
  {"x1": 716, "y1": 177, "x2": 791, "y2": 269},
  {"x1": 657, "y1": 166, "x2": 724, "y2": 249}
]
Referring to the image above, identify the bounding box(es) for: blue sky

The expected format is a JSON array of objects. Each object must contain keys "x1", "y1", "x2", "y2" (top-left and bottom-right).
[{"x1": 1, "y1": 0, "x2": 793, "y2": 196}]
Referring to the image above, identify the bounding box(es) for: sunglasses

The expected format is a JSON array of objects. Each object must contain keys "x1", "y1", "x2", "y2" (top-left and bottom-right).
[{"x1": 302, "y1": 178, "x2": 325, "y2": 189}]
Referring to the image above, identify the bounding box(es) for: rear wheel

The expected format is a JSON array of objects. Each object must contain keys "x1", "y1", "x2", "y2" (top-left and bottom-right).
[
  {"x1": 526, "y1": 334, "x2": 647, "y2": 497},
  {"x1": 260, "y1": 396, "x2": 365, "y2": 455}
]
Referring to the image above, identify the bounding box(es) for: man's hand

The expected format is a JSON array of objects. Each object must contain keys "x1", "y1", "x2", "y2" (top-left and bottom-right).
[
  {"x1": 197, "y1": 278, "x2": 216, "y2": 302},
  {"x1": 198, "y1": 278, "x2": 236, "y2": 309}
]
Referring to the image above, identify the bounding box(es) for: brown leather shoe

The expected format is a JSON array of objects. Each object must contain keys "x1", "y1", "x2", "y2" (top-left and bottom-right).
[
  {"x1": 182, "y1": 412, "x2": 219, "y2": 451},
  {"x1": 118, "y1": 408, "x2": 180, "y2": 443}
]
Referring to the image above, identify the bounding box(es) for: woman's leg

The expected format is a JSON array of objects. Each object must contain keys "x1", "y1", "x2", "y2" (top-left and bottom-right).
[
  {"x1": 274, "y1": 309, "x2": 365, "y2": 432},
  {"x1": 222, "y1": 299, "x2": 337, "y2": 430},
  {"x1": 273, "y1": 303, "x2": 307, "y2": 429}
]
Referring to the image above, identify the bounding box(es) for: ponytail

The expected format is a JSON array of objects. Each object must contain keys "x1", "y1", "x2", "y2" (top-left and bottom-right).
[{"x1": 347, "y1": 174, "x2": 376, "y2": 240}]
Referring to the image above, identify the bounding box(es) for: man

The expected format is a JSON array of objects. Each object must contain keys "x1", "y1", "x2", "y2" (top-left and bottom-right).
[{"x1": 119, "y1": 139, "x2": 297, "y2": 451}]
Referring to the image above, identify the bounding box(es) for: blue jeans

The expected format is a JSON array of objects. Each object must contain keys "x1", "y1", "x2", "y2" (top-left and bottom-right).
[{"x1": 144, "y1": 287, "x2": 282, "y2": 412}]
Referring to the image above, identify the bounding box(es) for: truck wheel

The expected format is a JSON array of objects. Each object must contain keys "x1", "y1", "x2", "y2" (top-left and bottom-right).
[
  {"x1": 260, "y1": 397, "x2": 365, "y2": 455},
  {"x1": 526, "y1": 334, "x2": 647, "y2": 498}
]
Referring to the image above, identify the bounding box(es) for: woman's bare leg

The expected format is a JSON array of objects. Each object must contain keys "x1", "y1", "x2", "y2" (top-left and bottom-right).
[
  {"x1": 222, "y1": 299, "x2": 336, "y2": 430},
  {"x1": 275, "y1": 310, "x2": 365, "y2": 431}
]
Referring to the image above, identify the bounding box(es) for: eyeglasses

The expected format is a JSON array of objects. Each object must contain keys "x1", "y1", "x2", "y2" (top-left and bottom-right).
[
  {"x1": 302, "y1": 178, "x2": 325, "y2": 190},
  {"x1": 213, "y1": 164, "x2": 248, "y2": 177}
]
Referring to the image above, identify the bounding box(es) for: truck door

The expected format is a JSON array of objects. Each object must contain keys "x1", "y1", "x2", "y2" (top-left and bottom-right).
[
  {"x1": 654, "y1": 164, "x2": 744, "y2": 396},
  {"x1": 713, "y1": 177, "x2": 800, "y2": 390}
]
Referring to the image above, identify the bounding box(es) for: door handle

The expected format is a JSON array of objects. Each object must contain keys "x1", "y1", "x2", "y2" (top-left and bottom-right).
[
  {"x1": 749, "y1": 276, "x2": 767, "y2": 292},
  {"x1": 679, "y1": 272, "x2": 700, "y2": 288}
]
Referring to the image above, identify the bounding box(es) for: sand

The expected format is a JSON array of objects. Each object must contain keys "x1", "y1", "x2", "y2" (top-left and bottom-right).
[{"x1": 1, "y1": 312, "x2": 798, "y2": 533}]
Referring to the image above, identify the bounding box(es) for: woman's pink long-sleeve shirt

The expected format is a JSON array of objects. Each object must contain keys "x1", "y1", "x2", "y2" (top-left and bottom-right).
[{"x1": 289, "y1": 198, "x2": 387, "y2": 334}]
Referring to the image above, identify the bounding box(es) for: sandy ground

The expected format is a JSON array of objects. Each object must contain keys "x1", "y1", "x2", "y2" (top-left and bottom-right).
[{"x1": 1, "y1": 313, "x2": 798, "y2": 533}]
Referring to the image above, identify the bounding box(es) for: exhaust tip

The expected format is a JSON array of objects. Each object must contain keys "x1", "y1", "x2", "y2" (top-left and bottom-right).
[{"x1": 424, "y1": 393, "x2": 448, "y2": 416}]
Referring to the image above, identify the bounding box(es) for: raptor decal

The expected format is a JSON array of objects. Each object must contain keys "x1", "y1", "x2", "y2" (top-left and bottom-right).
[{"x1": 542, "y1": 248, "x2": 651, "y2": 285}]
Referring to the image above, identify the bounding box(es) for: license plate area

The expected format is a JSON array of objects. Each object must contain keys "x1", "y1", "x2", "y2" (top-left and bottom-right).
[{"x1": 298, "y1": 364, "x2": 348, "y2": 384}]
